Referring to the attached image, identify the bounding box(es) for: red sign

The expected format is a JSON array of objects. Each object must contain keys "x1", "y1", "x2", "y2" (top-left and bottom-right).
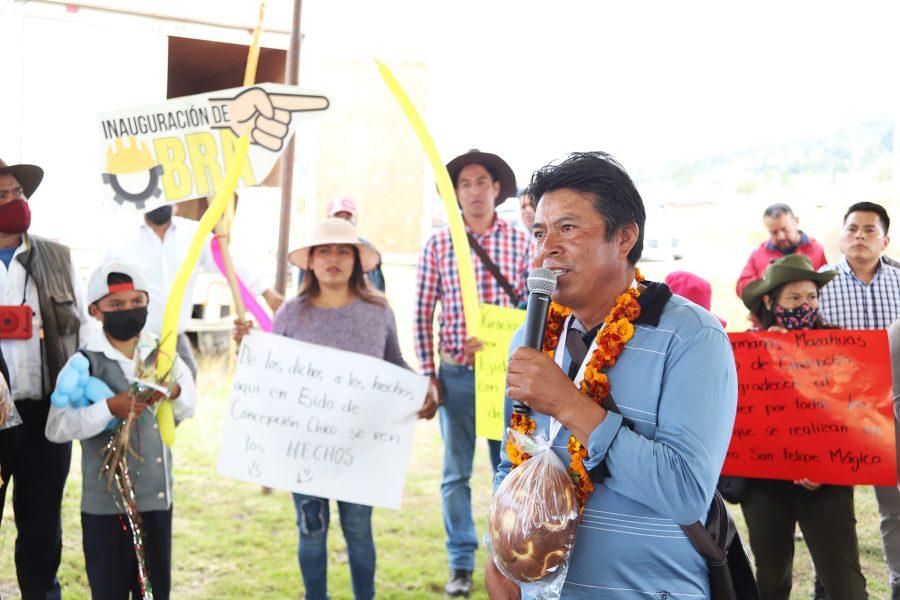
[{"x1": 723, "y1": 330, "x2": 896, "y2": 486}]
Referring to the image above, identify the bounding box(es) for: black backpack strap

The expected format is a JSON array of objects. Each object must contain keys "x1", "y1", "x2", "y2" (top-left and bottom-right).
[
  {"x1": 683, "y1": 492, "x2": 746, "y2": 600},
  {"x1": 681, "y1": 493, "x2": 728, "y2": 565},
  {"x1": 467, "y1": 233, "x2": 519, "y2": 305}
]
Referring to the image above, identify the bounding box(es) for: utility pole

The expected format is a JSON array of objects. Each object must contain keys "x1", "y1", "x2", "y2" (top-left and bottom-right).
[{"x1": 274, "y1": 0, "x2": 303, "y2": 295}]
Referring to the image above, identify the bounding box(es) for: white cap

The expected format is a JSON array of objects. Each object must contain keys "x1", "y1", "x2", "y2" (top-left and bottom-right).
[{"x1": 87, "y1": 261, "x2": 149, "y2": 305}]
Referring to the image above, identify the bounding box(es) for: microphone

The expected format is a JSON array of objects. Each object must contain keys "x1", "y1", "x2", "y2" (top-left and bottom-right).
[{"x1": 513, "y1": 267, "x2": 559, "y2": 415}]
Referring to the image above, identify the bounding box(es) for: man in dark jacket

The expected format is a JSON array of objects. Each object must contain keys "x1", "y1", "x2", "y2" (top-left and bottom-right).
[{"x1": 0, "y1": 158, "x2": 91, "y2": 599}]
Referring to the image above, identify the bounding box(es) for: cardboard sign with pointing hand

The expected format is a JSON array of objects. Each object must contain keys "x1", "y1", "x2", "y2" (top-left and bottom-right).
[
  {"x1": 97, "y1": 83, "x2": 329, "y2": 210},
  {"x1": 209, "y1": 87, "x2": 329, "y2": 152}
]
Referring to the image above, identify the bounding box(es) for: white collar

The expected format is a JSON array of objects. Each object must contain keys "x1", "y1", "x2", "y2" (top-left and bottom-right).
[
  {"x1": 85, "y1": 329, "x2": 158, "y2": 365},
  {"x1": 141, "y1": 219, "x2": 178, "y2": 235}
]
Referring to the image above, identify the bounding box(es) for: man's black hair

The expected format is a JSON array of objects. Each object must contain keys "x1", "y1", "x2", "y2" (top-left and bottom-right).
[
  {"x1": 107, "y1": 273, "x2": 134, "y2": 286},
  {"x1": 763, "y1": 203, "x2": 794, "y2": 219},
  {"x1": 525, "y1": 151, "x2": 645, "y2": 264},
  {"x1": 453, "y1": 161, "x2": 498, "y2": 187},
  {"x1": 91, "y1": 272, "x2": 139, "y2": 308},
  {"x1": 844, "y1": 201, "x2": 890, "y2": 234}
]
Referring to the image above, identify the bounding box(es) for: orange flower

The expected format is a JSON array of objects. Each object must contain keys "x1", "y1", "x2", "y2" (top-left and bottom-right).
[
  {"x1": 508, "y1": 413, "x2": 537, "y2": 467},
  {"x1": 567, "y1": 435, "x2": 583, "y2": 454},
  {"x1": 608, "y1": 318, "x2": 634, "y2": 339},
  {"x1": 507, "y1": 441, "x2": 528, "y2": 466},
  {"x1": 597, "y1": 334, "x2": 623, "y2": 358},
  {"x1": 511, "y1": 413, "x2": 537, "y2": 435}
]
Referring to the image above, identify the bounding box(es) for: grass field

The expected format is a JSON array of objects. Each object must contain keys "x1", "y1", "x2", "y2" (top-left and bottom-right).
[{"x1": 0, "y1": 358, "x2": 893, "y2": 599}]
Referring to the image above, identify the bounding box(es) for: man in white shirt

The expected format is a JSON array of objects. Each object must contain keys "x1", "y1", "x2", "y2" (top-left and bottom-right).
[
  {"x1": 0, "y1": 157, "x2": 92, "y2": 599},
  {"x1": 103, "y1": 203, "x2": 282, "y2": 377}
]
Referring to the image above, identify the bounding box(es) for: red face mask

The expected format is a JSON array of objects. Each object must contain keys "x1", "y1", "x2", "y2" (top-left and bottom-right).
[{"x1": 0, "y1": 199, "x2": 31, "y2": 234}]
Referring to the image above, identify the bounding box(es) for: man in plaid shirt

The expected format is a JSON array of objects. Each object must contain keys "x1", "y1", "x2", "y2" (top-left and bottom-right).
[
  {"x1": 414, "y1": 149, "x2": 529, "y2": 597},
  {"x1": 818, "y1": 201, "x2": 900, "y2": 599}
]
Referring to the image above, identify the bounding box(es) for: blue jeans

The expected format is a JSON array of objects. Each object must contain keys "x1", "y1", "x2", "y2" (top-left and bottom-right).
[
  {"x1": 438, "y1": 364, "x2": 501, "y2": 572},
  {"x1": 292, "y1": 494, "x2": 375, "y2": 600}
]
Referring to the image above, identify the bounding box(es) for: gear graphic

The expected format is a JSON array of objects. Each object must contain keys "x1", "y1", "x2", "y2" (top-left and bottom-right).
[{"x1": 101, "y1": 164, "x2": 164, "y2": 209}]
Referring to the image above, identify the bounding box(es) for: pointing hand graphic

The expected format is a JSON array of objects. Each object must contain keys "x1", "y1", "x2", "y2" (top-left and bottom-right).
[{"x1": 210, "y1": 87, "x2": 329, "y2": 152}]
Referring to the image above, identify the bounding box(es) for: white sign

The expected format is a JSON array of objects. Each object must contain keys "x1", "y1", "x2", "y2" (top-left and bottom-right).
[
  {"x1": 96, "y1": 83, "x2": 329, "y2": 210},
  {"x1": 218, "y1": 332, "x2": 428, "y2": 510}
]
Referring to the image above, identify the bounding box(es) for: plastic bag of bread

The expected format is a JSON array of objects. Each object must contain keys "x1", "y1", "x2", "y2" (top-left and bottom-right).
[
  {"x1": 0, "y1": 375, "x2": 20, "y2": 486},
  {"x1": 0, "y1": 374, "x2": 20, "y2": 432},
  {"x1": 487, "y1": 428, "x2": 579, "y2": 599}
]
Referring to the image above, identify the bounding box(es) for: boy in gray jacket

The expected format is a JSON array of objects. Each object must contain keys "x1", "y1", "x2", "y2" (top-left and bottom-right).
[{"x1": 46, "y1": 261, "x2": 196, "y2": 599}]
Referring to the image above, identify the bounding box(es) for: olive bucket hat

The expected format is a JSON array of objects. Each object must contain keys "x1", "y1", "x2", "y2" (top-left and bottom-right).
[{"x1": 741, "y1": 254, "x2": 837, "y2": 310}]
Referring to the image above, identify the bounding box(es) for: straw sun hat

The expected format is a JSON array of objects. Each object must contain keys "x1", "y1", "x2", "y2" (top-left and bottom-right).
[{"x1": 288, "y1": 218, "x2": 380, "y2": 272}]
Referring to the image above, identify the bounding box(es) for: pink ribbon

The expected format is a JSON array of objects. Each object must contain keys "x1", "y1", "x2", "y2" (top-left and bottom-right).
[{"x1": 210, "y1": 236, "x2": 273, "y2": 332}]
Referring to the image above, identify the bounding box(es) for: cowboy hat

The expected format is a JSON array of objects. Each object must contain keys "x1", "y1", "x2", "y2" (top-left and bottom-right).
[
  {"x1": 288, "y1": 218, "x2": 380, "y2": 272},
  {"x1": 741, "y1": 254, "x2": 837, "y2": 310},
  {"x1": 0, "y1": 159, "x2": 43, "y2": 199},
  {"x1": 446, "y1": 149, "x2": 517, "y2": 206}
]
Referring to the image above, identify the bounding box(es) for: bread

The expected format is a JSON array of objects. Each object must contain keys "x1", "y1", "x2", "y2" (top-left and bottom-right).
[{"x1": 489, "y1": 456, "x2": 579, "y2": 582}]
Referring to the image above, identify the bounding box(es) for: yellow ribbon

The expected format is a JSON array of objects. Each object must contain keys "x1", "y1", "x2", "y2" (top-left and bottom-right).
[
  {"x1": 155, "y1": 136, "x2": 251, "y2": 445},
  {"x1": 375, "y1": 60, "x2": 480, "y2": 338}
]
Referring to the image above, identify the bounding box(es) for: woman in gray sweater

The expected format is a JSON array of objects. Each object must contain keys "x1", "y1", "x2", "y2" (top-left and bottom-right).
[{"x1": 237, "y1": 217, "x2": 437, "y2": 600}]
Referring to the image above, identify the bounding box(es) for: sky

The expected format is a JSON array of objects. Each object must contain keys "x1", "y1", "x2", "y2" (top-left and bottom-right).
[{"x1": 299, "y1": 0, "x2": 899, "y2": 181}]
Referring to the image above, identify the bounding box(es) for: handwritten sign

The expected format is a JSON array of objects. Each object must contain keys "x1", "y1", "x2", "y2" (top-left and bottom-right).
[
  {"x1": 476, "y1": 305, "x2": 526, "y2": 440},
  {"x1": 97, "y1": 83, "x2": 328, "y2": 211},
  {"x1": 722, "y1": 330, "x2": 896, "y2": 486},
  {"x1": 218, "y1": 332, "x2": 429, "y2": 510}
]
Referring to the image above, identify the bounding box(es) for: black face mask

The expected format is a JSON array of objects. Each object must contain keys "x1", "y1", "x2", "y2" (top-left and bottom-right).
[
  {"x1": 102, "y1": 307, "x2": 148, "y2": 341},
  {"x1": 145, "y1": 205, "x2": 173, "y2": 225}
]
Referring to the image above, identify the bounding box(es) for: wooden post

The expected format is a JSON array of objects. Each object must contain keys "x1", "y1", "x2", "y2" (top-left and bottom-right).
[{"x1": 274, "y1": 0, "x2": 303, "y2": 295}]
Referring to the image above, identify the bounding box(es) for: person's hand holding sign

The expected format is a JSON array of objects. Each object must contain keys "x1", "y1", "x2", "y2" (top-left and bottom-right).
[
  {"x1": 794, "y1": 478, "x2": 822, "y2": 492},
  {"x1": 417, "y1": 380, "x2": 440, "y2": 420},
  {"x1": 210, "y1": 87, "x2": 329, "y2": 152}
]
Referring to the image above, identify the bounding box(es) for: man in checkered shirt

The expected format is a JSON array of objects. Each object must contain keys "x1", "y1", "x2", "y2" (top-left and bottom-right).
[
  {"x1": 414, "y1": 149, "x2": 529, "y2": 597},
  {"x1": 818, "y1": 201, "x2": 900, "y2": 599}
]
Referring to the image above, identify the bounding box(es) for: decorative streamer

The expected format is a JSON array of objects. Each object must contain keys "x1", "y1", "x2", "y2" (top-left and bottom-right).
[
  {"x1": 101, "y1": 345, "x2": 177, "y2": 598},
  {"x1": 210, "y1": 236, "x2": 273, "y2": 332},
  {"x1": 375, "y1": 60, "x2": 481, "y2": 338},
  {"x1": 114, "y1": 467, "x2": 153, "y2": 599}
]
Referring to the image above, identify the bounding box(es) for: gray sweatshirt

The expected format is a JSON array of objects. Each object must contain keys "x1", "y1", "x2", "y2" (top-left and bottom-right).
[{"x1": 272, "y1": 295, "x2": 410, "y2": 370}]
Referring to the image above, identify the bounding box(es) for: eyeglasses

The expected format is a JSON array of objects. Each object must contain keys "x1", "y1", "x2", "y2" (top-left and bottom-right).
[{"x1": 0, "y1": 186, "x2": 25, "y2": 202}]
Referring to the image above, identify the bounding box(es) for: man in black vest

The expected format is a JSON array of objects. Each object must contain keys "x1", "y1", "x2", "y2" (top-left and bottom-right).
[{"x1": 0, "y1": 158, "x2": 91, "y2": 599}]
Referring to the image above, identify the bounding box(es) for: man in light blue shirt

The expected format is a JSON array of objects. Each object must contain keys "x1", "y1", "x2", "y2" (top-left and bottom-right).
[{"x1": 487, "y1": 152, "x2": 738, "y2": 599}]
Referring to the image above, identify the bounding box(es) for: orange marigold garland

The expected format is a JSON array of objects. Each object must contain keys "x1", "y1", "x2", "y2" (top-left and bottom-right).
[{"x1": 507, "y1": 269, "x2": 645, "y2": 508}]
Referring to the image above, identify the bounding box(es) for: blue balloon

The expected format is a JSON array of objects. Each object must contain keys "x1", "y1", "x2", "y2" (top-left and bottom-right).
[
  {"x1": 50, "y1": 391, "x2": 69, "y2": 408},
  {"x1": 70, "y1": 353, "x2": 90, "y2": 373},
  {"x1": 56, "y1": 367, "x2": 80, "y2": 395},
  {"x1": 70, "y1": 386, "x2": 87, "y2": 409},
  {"x1": 85, "y1": 377, "x2": 114, "y2": 403}
]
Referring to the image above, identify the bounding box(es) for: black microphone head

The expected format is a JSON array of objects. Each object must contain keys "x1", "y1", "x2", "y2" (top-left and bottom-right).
[{"x1": 527, "y1": 267, "x2": 558, "y2": 296}]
